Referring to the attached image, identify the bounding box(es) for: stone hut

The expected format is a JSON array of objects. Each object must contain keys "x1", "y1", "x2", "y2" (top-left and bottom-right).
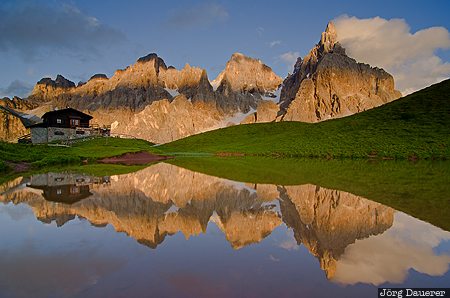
[{"x1": 29, "y1": 108, "x2": 107, "y2": 144}]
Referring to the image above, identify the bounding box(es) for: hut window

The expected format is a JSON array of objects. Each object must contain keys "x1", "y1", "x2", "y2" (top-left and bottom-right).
[
  {"x1": 70, "y1": 186, "x2": 79, "y2": 194},
  {"x1": 57, "y1": 119, "x2": 62, "y2": 124},
  {"x1": 56, "y1": 189, "x2": 62, "y2": 195}
]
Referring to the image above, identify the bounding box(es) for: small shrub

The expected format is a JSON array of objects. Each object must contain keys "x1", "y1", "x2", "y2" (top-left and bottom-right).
[
  {"x1": 32, "y1": 155, "x2": 81, "y2": 168},
  {"x1": 0, "y1": 161, "x2": 8, "y2": 172}
]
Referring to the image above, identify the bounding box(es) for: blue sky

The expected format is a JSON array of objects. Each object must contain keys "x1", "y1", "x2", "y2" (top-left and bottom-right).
[{"x1": 1, "y1": 0, "x2": 449, "y2": 97}]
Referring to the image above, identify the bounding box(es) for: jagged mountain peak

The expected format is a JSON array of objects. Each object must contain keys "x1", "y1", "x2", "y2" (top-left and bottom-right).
[
  {"x1": 320, "y1": 21, "x2": 338, "y2": 53},
  {"x1": 89, "y1": 73, "x2": 108, "y2": 81},
  {"x1": 37, "y1": 74, "x2": 75, "y2": 89},
  {"x1": 136, "y1": 52, "x2": 168, "y2": 76},
  {"x1": 30, "y1": 74, "x2": 76, "y2": 103},
  {"x1": 214, "y1": 52, "x2": 281, "y2": 93},
  {"x1": 279, "y1": 21, "x2": 401, "y2": 122},
  {"x1": 229, "y1": 52, "x2": 259, "y2": 63},
  {"x1": 227, "y1": 52, "x2": 268, "y2": 69},
  {"x1": 137, "y1": 53, "x2": 163, "y2": 64}
]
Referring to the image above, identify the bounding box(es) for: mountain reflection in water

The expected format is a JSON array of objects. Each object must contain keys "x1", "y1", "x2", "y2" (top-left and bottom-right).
[{"x1": 0, "y1": 162, "x2": 449, "y2": 293}]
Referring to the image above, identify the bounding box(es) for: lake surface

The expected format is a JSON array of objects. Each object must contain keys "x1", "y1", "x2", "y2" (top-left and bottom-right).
[{"x1": 0, "y1": 161, "x2": 449, "y2": 298}]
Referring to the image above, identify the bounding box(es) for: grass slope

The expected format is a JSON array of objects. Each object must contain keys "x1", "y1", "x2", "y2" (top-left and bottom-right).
[
  {"x1": 161, "y1": 79, "x2": 450, "y2": 159},
  {"x1": 0, "y1": 137, "x2": 160, "y2": 171},
  {"x1": 169, "y1": 156, "x2": 450, "y2": 231}
]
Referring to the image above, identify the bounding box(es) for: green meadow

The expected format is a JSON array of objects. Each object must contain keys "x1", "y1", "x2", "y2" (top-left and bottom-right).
[{"x1": 0, "y1": 137, "x2": 159, "y2": 172}]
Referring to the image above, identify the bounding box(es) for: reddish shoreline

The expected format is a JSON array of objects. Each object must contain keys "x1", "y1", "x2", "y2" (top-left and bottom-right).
[{"x1": 98, "y1": 151, "x2": 172, "y2": 165}]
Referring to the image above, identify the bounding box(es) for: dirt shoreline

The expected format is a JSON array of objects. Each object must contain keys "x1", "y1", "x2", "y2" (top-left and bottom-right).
[
  {"x1": 98, "y1": 151, "x2": 172, "y2": 165},
  {"x1": 5, "y1": 161, "x2": 31, "y2": 173}
]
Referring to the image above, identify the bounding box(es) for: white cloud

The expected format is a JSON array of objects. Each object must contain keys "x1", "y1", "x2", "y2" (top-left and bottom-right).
[
  {"x1": 278, "y1": 51, "x2": 300, "y2": 72},
  {"x1": 332, "y1": 212, "x2": 450, "y2": 286},
  {"x1": 269, "y1": 40, "x2": 281, "y2": 47},
  {"x1": 334, "y1": 16, "x2": 450, "y2": 94}
]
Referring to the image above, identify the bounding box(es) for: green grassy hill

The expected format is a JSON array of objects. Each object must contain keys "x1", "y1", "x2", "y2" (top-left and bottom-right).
[
  {"x1": 160, "y1": 79, "x2": 450, "y2": 159},
  {"x1": 0, "y1": 137, "x2": 159, "y2": 171}
]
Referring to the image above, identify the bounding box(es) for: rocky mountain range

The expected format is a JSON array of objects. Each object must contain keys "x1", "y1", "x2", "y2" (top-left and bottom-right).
[{"x1": 0, "y1": 21, "x2": 401, "y2": 143}]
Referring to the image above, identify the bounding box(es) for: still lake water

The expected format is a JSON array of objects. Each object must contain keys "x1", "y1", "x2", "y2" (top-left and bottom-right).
[{"x1": 0, "y1": 161, "x2": 449, "y2": 298}]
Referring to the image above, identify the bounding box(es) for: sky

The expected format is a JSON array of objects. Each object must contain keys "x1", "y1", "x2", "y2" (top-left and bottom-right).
[{"x1": 0, "y1": 0, "x2": 449, "y2": 98}]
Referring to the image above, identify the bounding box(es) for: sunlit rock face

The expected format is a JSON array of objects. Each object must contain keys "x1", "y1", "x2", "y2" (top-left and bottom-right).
[
  {"x1": 104, "y1": 95, "x2": 225, "y2": 143},
  {"x1": 0, "y1": 97, "x2": 38, "y2": 141},
  {"x1": 241, "y1": 100, "x2": 279, "y2": 124},
  {"x1": 279, "y1": 22, "x2": 401, "y2": 122},
  {"x1": 0, "y1": 109, "x2": 28, "y2": 142},
  {"x1": 278, "y1": 184, "x2": 394, "y2": 279},
  {"x1": 214, "y1": 53, "x2": 282, "y2": 94},
  {"x1": 4, "y1": 52, "x2": 281, "y2": 143},
  {"x1": 29, "y1": 75, "x2": 76, "y2": 103},
  {"x1": 28, "y1": 56, "x2": 169, "y2": 110},
  {"x1": 28, "y1": 53, "x2": 214, "y2": 112},
  {"x1": 0, "y1": 96, "x2": 36, "y2": 111},
  {"x1": 213, "y1": 53, "x2": 282, "y2": 113}
]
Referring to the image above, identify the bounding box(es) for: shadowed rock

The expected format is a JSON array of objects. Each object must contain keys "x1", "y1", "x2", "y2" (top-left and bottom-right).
[{"x1": 88, "y1": 74, "x2": 108, "y2": 81}]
